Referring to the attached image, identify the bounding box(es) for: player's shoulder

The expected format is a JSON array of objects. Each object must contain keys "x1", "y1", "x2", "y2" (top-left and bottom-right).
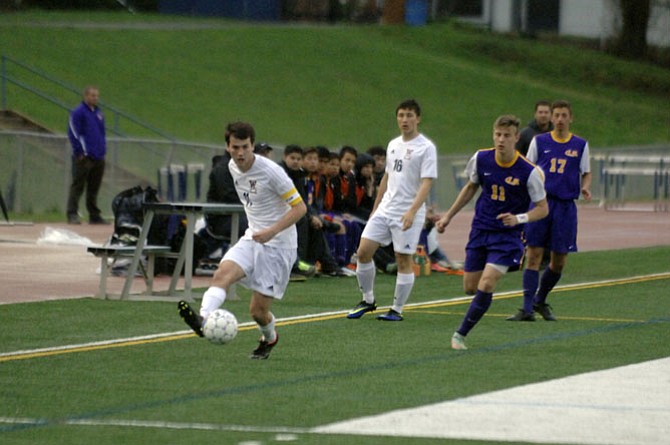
[
  {"x1": 256, "y1": 155, "x2": 294, "y2": 183},
  {"x1": 476, "y1": 147, "x2": 496, "y2": 157},
  {"x1": 516, "y1": 152, "x2": 538, "y2": 168},
  {"x1": 254, "y1": 155, "x2": 281, "y2": 172},
  {"x1": 569, "y1": 133, "x2": 588, "y2": 146},
  {"x1": 412, "y1": 133, "x2": 437, "y2": 149},
  {"x1": 470, "y1": 148, "x2": 494, "y2": 166},
  {"x1": 535, "y1": 132, "x2": 554, "y2": 143}
]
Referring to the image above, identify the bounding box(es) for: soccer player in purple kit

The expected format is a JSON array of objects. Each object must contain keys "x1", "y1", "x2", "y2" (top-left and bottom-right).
[
  {"x1": 436, "y1": 115, "x2": 548, "y2": 350},
  {"x1": 507, "y1": 100, "x2": 592, "y2": 322}
]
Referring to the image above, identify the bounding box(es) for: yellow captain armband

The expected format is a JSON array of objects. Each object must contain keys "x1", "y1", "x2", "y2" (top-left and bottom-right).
[
  {"x1": 288, "y1": 195, "x2": 304, "y2": 206},
  {"x1": 282, "y1": 187, "x2": 303, "y2": 206},
  {"x1": 515, "y1": 213, "x2": 529, "y2": 224}
]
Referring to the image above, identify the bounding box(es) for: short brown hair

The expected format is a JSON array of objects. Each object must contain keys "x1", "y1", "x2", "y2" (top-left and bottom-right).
[
  {"x1": 225, "y1": 121, "x2": 255, "y2": 145},
  {"x1": 493, "y1": 115, "x2": 521, "y2": 131},
  {"x1": 396, "y1": 99, "x2": 421, "y2": 117},
  {"x1": 551, "y1": 100, "x2": 572, "y2": 114},
  {"x1": 534, "y1": 100, "x2": 551, "y2": 110}
]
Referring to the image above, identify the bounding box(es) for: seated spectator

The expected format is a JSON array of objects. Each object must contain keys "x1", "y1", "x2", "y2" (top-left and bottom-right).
[
  {"x1": 316, "y1": 150, "x2": 356, "y2": 275},
  {"x1": 334, "y1": 145, "x2": 365, "y2": 268},
  {"x1": 421, "y1": 203, "x2": 464, "y2": 275},
  {"x1": 333, "y1": 145, "x2": 358, "y2": 214},
  {"x1": 254, "y1": 142, "x2": 274, "y2": 159},
  {"x1": 305, "y1": 146, "x2": 339, "y2": 234},
  {"x1": 366, "y1": 145, "x2": 386, "y2": 186},
  {"x1": 278, "y1": 144, "x2": 318, "y2": 280},
  {"x1": 353, "y1": 153, "x2": 377, "y2": 220},
  {"x1": 282, "y1": 144, "x2": 345, "y2": 278}
]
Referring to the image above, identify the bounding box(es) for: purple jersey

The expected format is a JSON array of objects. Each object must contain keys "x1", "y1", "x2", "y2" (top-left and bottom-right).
[
  {"x1": 470, "y1": 148, "x2": 543, "y2": 233},
  {"x1": 528, "y1": 132, "x2": 590, "y2": 200}
]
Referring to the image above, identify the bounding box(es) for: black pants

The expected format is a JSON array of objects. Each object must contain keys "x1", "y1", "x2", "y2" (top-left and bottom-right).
[
  {"x1": 67, "y1": 156, "x2": 105, "y2": 219},
  {"x1": 298, "y1": 216, "x2": 338, "y2": 272}
]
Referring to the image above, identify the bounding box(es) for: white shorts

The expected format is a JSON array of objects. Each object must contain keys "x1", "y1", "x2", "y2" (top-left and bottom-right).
[
  {"x1": 361, "y1": 211, "x2": 425, "y2": 255},
  {"x1": 222, "y1": 239, "x2": 296, "y2": 299}
]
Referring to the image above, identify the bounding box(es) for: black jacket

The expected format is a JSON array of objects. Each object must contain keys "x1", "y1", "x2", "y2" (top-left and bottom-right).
[{"x1": 516, "y1": 120, "x2": 554, "y2": 156}]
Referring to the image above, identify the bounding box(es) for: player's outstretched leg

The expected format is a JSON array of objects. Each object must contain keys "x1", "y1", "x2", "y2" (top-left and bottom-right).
[
  {"x1": 250, "y1": 333, "x2": 279, "y2": 360},
  {"x1": 178, "y1": 300, "x2": 204, "y2": 337}
]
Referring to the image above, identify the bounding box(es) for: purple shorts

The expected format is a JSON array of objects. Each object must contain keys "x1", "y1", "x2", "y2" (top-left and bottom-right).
[
  {"x1": 525, "y1": 198, "x2": 578, "y2": 254},
  {"x1": 464, "y1": 228, "x2": 525, "y2": 272}
]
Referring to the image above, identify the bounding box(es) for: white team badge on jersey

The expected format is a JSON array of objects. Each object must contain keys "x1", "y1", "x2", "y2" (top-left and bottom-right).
[
  {"x1": 404, "y1": 148, "x2": 413, "y2": 160},
  {"x1": 249, "y1": 180, "x2": 257, "y2": 194}
]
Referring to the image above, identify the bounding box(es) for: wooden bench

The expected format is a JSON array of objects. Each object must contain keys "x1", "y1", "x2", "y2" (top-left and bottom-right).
[{"x1": 87, "y1": 245, "x2": 172, "y2": 299}]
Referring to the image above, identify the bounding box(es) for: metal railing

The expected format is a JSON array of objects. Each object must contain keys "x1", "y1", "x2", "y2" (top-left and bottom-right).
[
  {"x1": 1, "y1": 54, "x2": 175, "y2": 142},
  {"x1": 7, "y1": 130, "x2": 668, "y2": 218},
  {"x1": 0, "y1": 131, "x2": 222, "y2": 215}
]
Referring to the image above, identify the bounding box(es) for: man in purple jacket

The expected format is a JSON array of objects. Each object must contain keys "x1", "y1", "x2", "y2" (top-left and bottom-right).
[{"x1": 66, "y1": 86, "x2": 108, "y2": 225}]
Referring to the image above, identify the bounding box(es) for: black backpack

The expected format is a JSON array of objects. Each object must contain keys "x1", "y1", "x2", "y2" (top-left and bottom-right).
[{"x1": 110, "y1": 185, "x2": 161, "y2": 246}]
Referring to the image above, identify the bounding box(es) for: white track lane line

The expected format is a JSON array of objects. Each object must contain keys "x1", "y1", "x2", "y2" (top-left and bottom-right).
[{"x1": 313, "y1": 357, "x2": 670, "y2": 445}]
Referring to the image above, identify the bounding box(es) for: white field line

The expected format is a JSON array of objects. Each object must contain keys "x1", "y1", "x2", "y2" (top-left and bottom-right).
[
  {"x1": 313, "y1": 357, "x2": 670, "y2": 445},
  {"x1": 0, "y1": 416, "x2": 310, "y2": 435},
  {"x1": 1, "y1": 272, "x2": 668, "y2": 361}
]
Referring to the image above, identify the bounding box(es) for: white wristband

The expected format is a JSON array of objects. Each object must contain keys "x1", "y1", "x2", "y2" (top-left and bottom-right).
[{"x1": 515, "y1": 213, "x2": 529, "y2": 224}]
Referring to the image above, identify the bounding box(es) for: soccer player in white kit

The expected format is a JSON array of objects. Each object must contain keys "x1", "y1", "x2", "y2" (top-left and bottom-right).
[
  {"x1": 179, "y1": 122, "x2": 306, "y2": 359},
  {"x1": 347, "y1": 99, "x2": 437, "y2": 321}
]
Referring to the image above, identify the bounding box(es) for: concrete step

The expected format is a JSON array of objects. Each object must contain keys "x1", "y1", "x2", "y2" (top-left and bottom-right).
[{"x1": 0, "y1": 109, "x2": 52, "y2": 133}]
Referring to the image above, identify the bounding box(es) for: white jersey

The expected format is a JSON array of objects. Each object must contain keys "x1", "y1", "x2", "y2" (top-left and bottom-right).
[
  {"x1": 376, "y1": 133, "x2": 438, "y2": 218},
  {"x1": 228, "y1": 155, "x2": 302, "y2": 249}
]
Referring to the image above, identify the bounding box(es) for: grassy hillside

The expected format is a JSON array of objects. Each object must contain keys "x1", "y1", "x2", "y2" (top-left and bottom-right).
[{"x1": 0, "y1": 11, "x2": 668, "y2": 152}]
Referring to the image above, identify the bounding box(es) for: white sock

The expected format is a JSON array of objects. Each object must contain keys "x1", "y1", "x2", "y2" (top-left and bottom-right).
[
  {"x1": 356, "y1": 260, "x2": 376, "y2": 304},
  {"x1": 200, "y1": 286, "x2": 226, "y2": 320},
  {"x1": 391, "y1": 272, "x2": 415, "y2": 313},
  {"x1": 259, "y1": 313, "x2": 277, "y2": 343}
]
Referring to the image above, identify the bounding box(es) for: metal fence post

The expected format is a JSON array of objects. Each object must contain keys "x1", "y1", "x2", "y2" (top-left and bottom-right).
[
  {"x1": 15, "y1": 135, "x2": 24, "y2": 212},
  {"x1": 1, "y1": 55, "x2": 6, "y2": 110}
]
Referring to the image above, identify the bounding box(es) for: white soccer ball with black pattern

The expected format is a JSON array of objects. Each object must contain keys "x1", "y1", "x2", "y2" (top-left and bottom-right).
[{"x1": 203, "y1": 309, "x2": 238, "y2": 345}]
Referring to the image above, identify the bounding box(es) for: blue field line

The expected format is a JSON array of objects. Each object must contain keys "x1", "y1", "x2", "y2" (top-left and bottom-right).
[{"x1": 1, "y1": 316, "x2": 668, "y2": 435}]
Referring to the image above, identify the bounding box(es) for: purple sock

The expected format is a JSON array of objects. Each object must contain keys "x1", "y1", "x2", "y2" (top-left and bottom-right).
[
  {"x1": 534, "y1": 268, "x2": 562, "y2": 305},
  {"x1": 457, "y1": 290, "x2": 493, "y2": 336},
  {"x1": 523, "y1": 269, "x2": 539, "y2": 313}
]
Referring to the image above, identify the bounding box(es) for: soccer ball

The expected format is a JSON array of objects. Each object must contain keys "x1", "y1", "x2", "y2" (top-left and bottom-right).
[{"x1": 203, "y1": 309, "x2": 238, "y2": 345}]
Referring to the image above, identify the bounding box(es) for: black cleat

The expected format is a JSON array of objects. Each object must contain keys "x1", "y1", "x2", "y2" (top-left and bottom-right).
[
  {"x1": 506, "y1": 309, "x2": 536, "y2": 321},
  {"x1": 178, "y1": 300, "x2": 204, "y2": 336},
  {"x1": 376, "y1": 309, "x2": 404, "y2": 321},
  {"x1": 346, "y1": 300, "x2": 377, "y2": 319},
  {"x1": 250, "y1": 334, "x2": 279, "y2": 360},
  {"x1": 533, "y1": 303, "x2": 557, "y2": 321}
]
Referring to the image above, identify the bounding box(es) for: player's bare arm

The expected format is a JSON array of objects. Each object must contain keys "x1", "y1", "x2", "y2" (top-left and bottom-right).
[
  {"x1": 252, "y1": 200, "x2": 307, "y2": 244},
  {"x1": 371, "y1": 172, "x2": 388, "y2": 214},
  {"x1": 436, "y1": 181, "x2": 478, "y2": 233},
  {"x1": 401, "y1": 177, "x2": 433, "y2": 230},
  {"x1": 581, "y1": 172, "x2": 593, "y2": 201},
  {"x1": 497, "y1": 198, "x2": 549, "y2": 227}
]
